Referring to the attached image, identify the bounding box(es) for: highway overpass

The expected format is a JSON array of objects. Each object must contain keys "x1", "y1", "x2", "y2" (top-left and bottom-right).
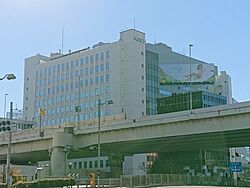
[{"x1": 1, "y1": 101, "x2": 250, "y2": 176}]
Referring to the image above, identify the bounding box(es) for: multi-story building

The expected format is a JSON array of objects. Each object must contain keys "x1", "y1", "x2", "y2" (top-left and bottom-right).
[{"x1": 23, "y1": 29, "x2": 148, "y2": 125}]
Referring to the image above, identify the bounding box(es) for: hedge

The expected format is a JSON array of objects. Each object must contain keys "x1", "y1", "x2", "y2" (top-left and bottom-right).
[{"x1": 13, "y1": 177, "x2": 76, "y2": 188}]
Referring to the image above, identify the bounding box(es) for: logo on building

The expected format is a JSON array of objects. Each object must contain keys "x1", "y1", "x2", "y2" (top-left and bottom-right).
[{"x1": 134, "y1": 37, "x2": 145, "y2": 44}]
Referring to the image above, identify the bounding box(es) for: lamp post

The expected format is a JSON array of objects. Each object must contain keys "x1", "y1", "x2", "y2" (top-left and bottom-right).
[
  {"x1": 97, "y1": 96, "x2": 113, "y2": 188},
  {"x1": 4, "y1": 94, "x2": 8, "y2": 118},
  {"x1": 189, "y1": 44, "x2": 193, "y2": 113},
  {"x1": 6, "y1": 102, "x2": 13, "y2": 188},
  {"x1": 0, "y1": 74, "x2": 16, "y2": 81}
]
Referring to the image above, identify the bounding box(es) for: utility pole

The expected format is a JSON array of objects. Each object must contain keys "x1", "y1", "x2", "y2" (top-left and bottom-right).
[{"x1": 6, "y1": 102, "x2": 13, "y2": 188}]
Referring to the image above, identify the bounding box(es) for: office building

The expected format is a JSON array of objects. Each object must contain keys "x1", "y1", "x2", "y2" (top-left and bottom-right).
[{"x1": 23, "y1": 29, "x2": 147, "y2": 125}]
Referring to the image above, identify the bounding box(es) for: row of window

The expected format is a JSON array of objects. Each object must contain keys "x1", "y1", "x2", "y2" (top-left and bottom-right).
[
  {"x1": 39, "y1": 111, "x2": 109, "y2": 126},
  {"x1": 35, "y1": 76, "x2": 110, "y2": 97},
  {"x1": 35, "y1": 86, "x2": 110, "y2": 107},
  {"x1": 69, "y1": 159, "x2": 108, "y2": 170},
  {"x1": 36, "y1": 73, "x2": 110, "y2": 89},
  {"x1": 36, "y1": 52, "x2": 110, "y2": 78}
]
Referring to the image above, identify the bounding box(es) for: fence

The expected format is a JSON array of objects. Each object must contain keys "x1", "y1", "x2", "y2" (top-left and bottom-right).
[{"x1": 76, "y1": 174, "x2": 236, "y2": 187}]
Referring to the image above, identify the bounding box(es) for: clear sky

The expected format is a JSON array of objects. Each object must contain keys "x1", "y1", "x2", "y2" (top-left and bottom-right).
[{"x1": 0, "y1": 0, "x2": 250, "y2": 116}]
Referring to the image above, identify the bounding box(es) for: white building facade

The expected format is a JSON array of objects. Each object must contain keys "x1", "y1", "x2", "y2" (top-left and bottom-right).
[{"x1": 23, "y1": 29, "x2": 146, "y2": 126}]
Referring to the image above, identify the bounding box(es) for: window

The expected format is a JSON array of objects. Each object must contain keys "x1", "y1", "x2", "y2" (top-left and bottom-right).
[
  {"x1": 106, "y1": 51, "x2": 109, "y2": 59},
  {"x1": 95, "y1": 161, "x2": 98, "y2": 168},
  {"x1": 95, "y1": 76, "x2": 99, "y2": 84},
  {"x1": 57, "y1": 64, "x2": 60, "y2": 73},
  {"x1": 89, "y1": 161, "x2": 93, "y2": 168},
  {"x1": 84, "y1": 161, "x2": 87, "y2": 168},
  {"x1": 100, "y1": 75, "x2": 104, "y2": 83},
  {"x1": 90, "y1": 55, "x2": 94, "y2": 63},
  {"x1": 95, "y1": 65, "x2": 99, "y2": 73},
  {"x1": 79, "y1": 161, "x2": 82, "y2": 169},
  {"x1": 75, "y1": 59, "x2": 79, "y2": 66},
  {"x1": 106, "y1": 62, "x2": 109, "y2": 71},
  {"x1": 75, "y1": 70, "x2": 79, "y2": 77},
  {"x1": 101, "y1": 52, "x2": 104, "y2": 61},
  {"x1": 85, "y1": 56, "x2": 89, "y2": 64},
  {"x1": 85, "y1": 79, "x2": 89, "y2": 87},
  {"x1": 85, "y1": 67, "x2": 88, "y2": 75},
  {"x1": 80, "y1": 58, "x2": 84, "y2": 65},
  {"x1": 71, "y1": 61, "x2": 74, "y2": 69},
  {"x1": 100, "y1": 64, "x2": 104, "y2": 72},
  {"x1": 66, "y1": 62, "x2": 69, "y2": 70},
  {"x1": 95, "y1": 54, "x2": 99, "y2": 62}
]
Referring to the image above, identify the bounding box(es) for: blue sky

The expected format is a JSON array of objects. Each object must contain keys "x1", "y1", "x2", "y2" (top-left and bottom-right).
[{"x1": 0, "y1": 0, "x2": 250, "y2": 116}]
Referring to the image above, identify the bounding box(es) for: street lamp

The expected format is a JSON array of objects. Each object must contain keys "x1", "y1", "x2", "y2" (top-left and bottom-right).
[
  {"x1": 189, "y1": 44, "x2": 193, "y2": 113},
  {"x1": 0, "y1": 74, "x2": 16, "y2": 81},
  {"x1": 6, "y1": 102, "x2": 13, "y2": 188},
  {"x1": 97, "y1": 96, "x2": 113, "y2": 188}
]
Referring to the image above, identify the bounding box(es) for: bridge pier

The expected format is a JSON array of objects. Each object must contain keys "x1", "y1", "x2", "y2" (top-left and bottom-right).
[{"x1": 50, "y1": 129, "x2": 74, "y2": 177}]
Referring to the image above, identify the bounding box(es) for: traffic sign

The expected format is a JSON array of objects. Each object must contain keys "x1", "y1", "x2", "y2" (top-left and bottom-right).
[
  {"x1": 229, "y1": 162, "x2": 242, "y2": 167},
  {"x1": 229, "y1": 162, "x2": 242, "y2": 172}
]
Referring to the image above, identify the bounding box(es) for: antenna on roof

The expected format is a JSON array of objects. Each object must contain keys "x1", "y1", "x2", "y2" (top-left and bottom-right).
[
  {"x1": 154, "y1": 33, "x2": 156, "y2": 44},
  {"x1": 61, "y1": 27, "x2": 64, "y2": 54}
]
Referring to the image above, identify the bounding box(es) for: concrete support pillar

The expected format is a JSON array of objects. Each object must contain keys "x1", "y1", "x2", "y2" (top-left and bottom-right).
[
  {"x1": 50, "y1": 129, "x2": 74, "y2": 177},
  {"x1": 108, "y1": 154, "x2": 124, "y2": 178},
  {"x1": 50, "y1": 146, "x2": 67, "y2": 177}
]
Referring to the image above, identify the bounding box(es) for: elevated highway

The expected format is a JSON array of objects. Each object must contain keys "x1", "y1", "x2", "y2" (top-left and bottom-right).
[{"x1": 1, "y1": 101, "x2": 250, "y2": 176}]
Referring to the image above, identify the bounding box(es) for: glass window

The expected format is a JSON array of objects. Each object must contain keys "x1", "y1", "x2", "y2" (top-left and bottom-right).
[
  {"x1": 95, "y1": 54, "x2": 99, "y2": 62},
  {"x1": 80, "y1": 58, "x2": 84, "y2": 65},
  {"x1": 85, "y1": 79, "x2": 89, "y2": 87},
  {"x1": 61, "y1": 63, "x2": 65, "y2": 72},
  {"x1": 90, "y1": 66, "x2": 94, "y2": 74},
  {"x1": 71, "y1": 61, "x2": 74, "y2": 69},
  {"x1": 89, "y1": 161, "x2": 93, "y2": 168},
  {"x1": 100, "y1": 64, "x2": 104, "y2": 72},
  {"x1": 85, "y1": 56, "x2": 89, "y2": 64},
  {"x1": 75, "y1": 81, "x2": 79, "y2": 88},
  {"x1": 80, "y1": 68, "x2": 84, "y2": 76},
  {"x1": 57, "y1": 64, "x2": 60, "y2": 73},
  {"x1": 70, "y1": 82, "x2": 74, "y2": 90},
  {"x1": 101, "y1": 52, "x2": 104, "y2": 61},
  {"x1": 106, "y1": 62, "x2": 109, "y2": 71},
  {"x1": 106, "y1": 74, "x2": 109, "y2": 82},
  {"x1": 90, "y1": 55, "x2": 94, "y2": 63},
  {"x1": 106, "y1": 51, "x2": 109, "y2": 59},
  {"x1": 85, "y1": 67, "x2": 88, "y2": 75},
  {"x1": 48, "y1": 67, "x2": 52, "y2": 76},
  {"x1": 75, "y1": 59, "x2": 79, "y2": 66},
  {"x1": 95, "y1": 65, "x2": 99, "y2": 73},
  {"x1": 70, "y1": 71, "x2": 74, "y2": 79},
  {"x1": 66, "y1": 62, "x2": 69, "y2": 70},
  {"x1": 95, "y1": 76, "x2": 99, "y2": 84},
  {"x1": 90, "y1": 78, "x2": 93, "y2": 86},
  {"x1": 75, "y1": 70, "x2": 79, "y2": 77},
  {"x1": 84, "y1": 161, "x2": 87, "y2": 168},
  {"x1": 80, "y1": 80, "x2": 84, "y2": 87},
  {"x1": 100, "y1": 75, "x2": 104, "y2": 83}
]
